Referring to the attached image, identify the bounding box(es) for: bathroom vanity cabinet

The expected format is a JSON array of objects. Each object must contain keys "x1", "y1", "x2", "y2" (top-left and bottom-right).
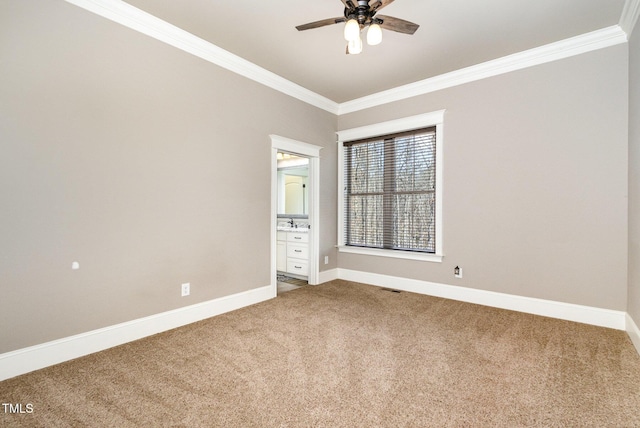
[{"x1": 277, "y1": 230, "x2": 309, "y2": 277}]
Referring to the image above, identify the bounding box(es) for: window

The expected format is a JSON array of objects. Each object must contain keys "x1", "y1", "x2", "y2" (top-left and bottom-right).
[
  {"x1": 344, "y1": 127, "x2": 436, "y2": 252},
  {"x1": 337, "y1": 111, "x2": 444, "y2": 262}
]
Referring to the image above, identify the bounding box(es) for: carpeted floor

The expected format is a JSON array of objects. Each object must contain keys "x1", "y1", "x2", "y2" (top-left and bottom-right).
[{"x1": 1, "y1": 280, "x2": 639, "y2": 427}]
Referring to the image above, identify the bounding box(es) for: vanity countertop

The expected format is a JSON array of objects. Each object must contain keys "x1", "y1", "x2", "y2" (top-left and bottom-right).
[{"x1": 277, "y1": 226, "x2": 309, "y2": 233}]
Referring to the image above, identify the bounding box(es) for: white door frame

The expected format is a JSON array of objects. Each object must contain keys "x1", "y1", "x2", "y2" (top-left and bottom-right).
[{"x1": 270, "y1": 135, "x2": 322, "y2": 295}]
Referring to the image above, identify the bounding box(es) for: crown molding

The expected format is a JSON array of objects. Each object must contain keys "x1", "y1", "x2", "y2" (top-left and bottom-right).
[
  {"x1": 65, "y1": 1, "x2": 627, "y2": 117},
  {"x1": 64, "y1": 0, "x2": 340, "y2": 115},
  {"x1": 338, "y1": 25, "x2": 628, "y2": 115},
  {"x1": 620, "y1": 0, "x2": 640, "y2": 36}
]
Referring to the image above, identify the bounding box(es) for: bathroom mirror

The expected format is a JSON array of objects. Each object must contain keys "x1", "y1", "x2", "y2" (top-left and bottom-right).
[{"x1": 277, "y1": 153, "x2": 309, "y2": 216}]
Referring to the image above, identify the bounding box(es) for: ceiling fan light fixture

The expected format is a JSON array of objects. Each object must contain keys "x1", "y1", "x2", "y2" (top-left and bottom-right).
[
  {"x1": 295, "y1": 0, "x2": 419, "y2": 55},
  {"x1": 344, "y1": 18, "x2": 360, "y2": 41},
  {"x1": 348, "y1": 35, "x2": 363, "y2": 54},
  {"x1": 367, "y1": 23, "x2": 382, "y2": 45}
]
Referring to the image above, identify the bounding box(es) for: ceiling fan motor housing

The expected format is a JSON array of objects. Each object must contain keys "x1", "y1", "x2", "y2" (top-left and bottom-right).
[{"x1": 344, "y1": 0, "x2": 377, "y2": 26}]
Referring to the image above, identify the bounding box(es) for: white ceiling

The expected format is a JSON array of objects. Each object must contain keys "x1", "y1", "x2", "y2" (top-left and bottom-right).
[{"x1": 122, "y1": 0, "x2": 627, "y2": 104}]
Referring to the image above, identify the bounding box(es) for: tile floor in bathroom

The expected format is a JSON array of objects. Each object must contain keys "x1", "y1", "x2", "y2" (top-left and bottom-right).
[{"x1": 277, "y1": 274, "x2": 307, "y2": 294}]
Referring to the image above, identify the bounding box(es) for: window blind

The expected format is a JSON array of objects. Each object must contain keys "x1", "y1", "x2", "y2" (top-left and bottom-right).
[{"x1": 343, "y1": 127, "x2": 437, "y2": 253}]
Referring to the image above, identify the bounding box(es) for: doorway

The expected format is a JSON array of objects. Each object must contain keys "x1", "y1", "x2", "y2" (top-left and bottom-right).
[{"x1": 270, "y1": 135, "x2": 322, "y2": 297}]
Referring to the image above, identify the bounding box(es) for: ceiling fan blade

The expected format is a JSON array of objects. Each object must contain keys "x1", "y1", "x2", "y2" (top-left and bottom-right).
[
  {"x1": 339, "y1": 0, "x2": 357, "y2": 11},
  {"x1": 296, "y1": 17, "x2": 345, "y2": 31},
  {"x1": 370, "y1": 0, "x2": 395, "y2": 13},
  {"x1": 377, "y1": 15, "x2": 419, "y2": 35}
]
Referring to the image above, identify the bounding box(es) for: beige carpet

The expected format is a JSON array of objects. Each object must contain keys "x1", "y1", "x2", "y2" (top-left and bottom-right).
[{"x1": 1, "y1": 280, "x2": 639, "y2": 427}]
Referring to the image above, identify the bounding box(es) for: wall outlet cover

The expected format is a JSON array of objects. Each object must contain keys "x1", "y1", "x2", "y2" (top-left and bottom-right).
[{"x1": 181, "y1": 283, "x2": 190, "y2": 296}]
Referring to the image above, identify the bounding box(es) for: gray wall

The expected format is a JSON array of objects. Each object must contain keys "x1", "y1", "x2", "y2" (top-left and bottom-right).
[
  {"x1": 338, "y1": 45, "x2": 629, "y2": 311},
  {"x1": 0, "y1": 1, "x2": 337, "y2": 353},
  {"x1": 630, "y1": 22, "x2": 640, "y2": 323},
  {"x1": 0, "y1": 0, "x2": 634, "y2": 356}
]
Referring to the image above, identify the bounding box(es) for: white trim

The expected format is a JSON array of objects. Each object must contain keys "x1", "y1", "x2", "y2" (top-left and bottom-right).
[
  {"x1": 270, "y1": 135, "x2": 322, "y2": 288},
  {"x1": 337, "y1": 245, "x2": 443, "y2": 262},
  {"x1": 337, "y1": 112, "x2": 445, "y2": 261},
  {"x1": 271, "y1": 147, "x2": 279, "y2": 294},
  {"x1": 620, "y1": 0, "x2": 640, "y2": 36},
  {"x1": 337, "y1": 26, "x2": 627, "y2": 115},
  {"x1": 318, "y1": 268, "x2": 339, "y2": 284},
  {"x1": 64, "y1": 0, "x2": 627, "y2": 116},
  {"x1": 337, "y1": 268, "x2": 627, "y2": 330},
  {"x1": 0, "y1": 285, "x2": 273, "y2": 381},
  {"x1": 627, "y1": 313, "x2": 640, "y2": 356},
  {"x1": 307, "y1": 156, "x2": 321, "y2": 285},
  {"x1": 336, "y1": 110, "x2": 446, "y2": 142},
  {"x1": 64, "y1": 0, "x2": 339, "y2": 114},
  {"x1": 270, "y1": 135, "x2": 323, "y2": 158},
  {"x1": 2, "y1": 275, "x2": 633, "y2": 380}
]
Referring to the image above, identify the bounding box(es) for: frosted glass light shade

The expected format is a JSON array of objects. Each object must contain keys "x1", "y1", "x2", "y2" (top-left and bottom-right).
[
  {"x1": 367, "y1": 23, "x2": 382, "y2": 45},
  {"x1": 348, "y1": 35, "x2": 363, "y2": 54},
  {"x1": 344, "y1": 19, "x2": 360, "y2": 41}
]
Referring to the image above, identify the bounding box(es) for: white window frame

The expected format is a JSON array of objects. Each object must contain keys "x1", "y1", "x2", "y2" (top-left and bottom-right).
[{"x1": 337, "y1": 110, "x2": 445, "y2": 262}]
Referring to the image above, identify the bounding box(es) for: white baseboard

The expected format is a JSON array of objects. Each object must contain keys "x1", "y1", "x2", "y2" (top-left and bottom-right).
[
  {"x1": 317, "y1": 268, "x2": 339, "y2": 284},
  {"x1": 2, "y1": 274, "x2": 633, "y2": 381},
  {"x1": 627, "y1": 313, "x2": 640, "y2": 356},
  {"x1": 0, "y1": 285, "x2": 274, "y2": 381},
  {"x1": 337, "y1": 268, "x2": 627, "y2": 330}
]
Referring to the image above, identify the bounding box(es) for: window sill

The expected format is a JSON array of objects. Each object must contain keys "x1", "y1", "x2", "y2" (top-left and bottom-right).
[{"x1": 337, "y1": 246, "x2": 443, "y2": 263}]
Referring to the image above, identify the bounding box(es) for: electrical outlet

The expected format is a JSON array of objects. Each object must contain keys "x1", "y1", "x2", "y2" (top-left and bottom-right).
[
  {"x1": 454, "y1": 266, "x2": 463, "y2": 278},
  {"x1": 181, "y1": 283, "x2": 190, "y2": 297},
  {"x1": 324, "y1": 256, "x2": 329, "y2": 265}
]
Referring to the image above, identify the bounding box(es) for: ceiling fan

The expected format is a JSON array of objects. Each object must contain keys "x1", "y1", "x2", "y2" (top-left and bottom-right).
[{"x1": 295, "y1": 0, "x2": 419, "y2": 54}]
